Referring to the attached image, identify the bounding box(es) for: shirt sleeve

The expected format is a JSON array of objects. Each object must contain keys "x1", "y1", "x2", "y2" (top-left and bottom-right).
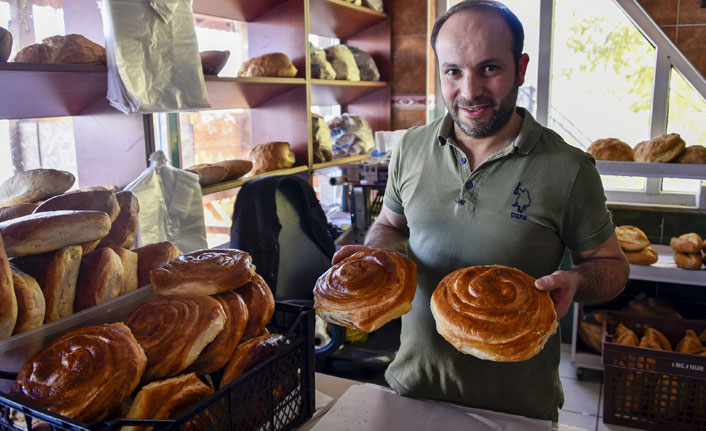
[
  {"x1": 382, "y1": 133, "x2": 405, "y2": 215},
  {"x1": 561, "y1": 156, "x2": 615, "y2": 251}
]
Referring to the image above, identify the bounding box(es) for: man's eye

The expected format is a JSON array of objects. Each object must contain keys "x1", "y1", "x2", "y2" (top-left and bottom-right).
[
  {"x1": 445, "y1": 69, "x2": 461, "y2": 76},
  {"x1": 483, "y1": 65, "x2": 500, "y2": 74}
]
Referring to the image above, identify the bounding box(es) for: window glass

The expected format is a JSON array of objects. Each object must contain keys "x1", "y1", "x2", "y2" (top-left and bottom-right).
[
  {"x1": 179, "y1": 109, "x2": 252, "y2": 168},
  {"x1": 203, "y1": 189, "x2": 239, "y2": 248},
  {"x1": 32, "y1": 4, "x2": 64, "y2": 42},
  {"x1": 193, "y1": 17, "x2": 247, "y2": 78}
]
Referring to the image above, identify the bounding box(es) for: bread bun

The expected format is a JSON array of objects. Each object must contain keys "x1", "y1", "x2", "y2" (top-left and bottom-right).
[
  {"x1": 674, "y1": 252, "x2": 703, "y2": 270},
  {"x1": 314, "y1": 249, "x2": 417, "y2": 333},
  {"x1": 34, "y1": 189, "x2": 120, "y2": 222},
  {"x1": 670, "y1": 233, "x2": 703, "y2": 253},
  {"x1": 676, "y1": 145, "x2": 706, "y2": 164},
  {"x1": 10, "y1": 265, "x2": 44, "y2": 335},
  {"x1": 220, "y1": 334, "x2": 286, "y2": 388},
  {"x1": 431, "y1": 265, "x2": 557, "y2": 362},
  {"x1": 108, "y1": 246, "x2": 138, "y2": 294},
  {"x1": 0, "y1": 234, "x2": 17, "y2": 339},
  {"x1": 151, "y1": 248, "x2": 255, "y2": 296},
  {"x1": 237, "y1": 52, "x2": 297, "y2": 78},
  {"x1": 624, "y1": 246, "x2": 658, "y2": 266},
  {"x1": 237, "y1": 273, "x2": 275, "y2": 340},
  {"x1": 185, "y1": 164, "x2": 228, "y2": 186},
  {"x1": 0, "y1": 168, "x2": 74, "y2": 207},
  {"x1": 0, "y1": 203, "x2": 38, "y2": 223},
  {"x1": 97, "y1": 191, "x2": 139, "y2": 249},
  {"x1": 676, "y1": 329, "x2": 703, "y2": 354},
  {"x1": 639, "y1": 327, "x2": 672, "y2": 350},
  {"x1": 587, "y1": 138, "x2": 634, "y2": 161},
  {"x1": 614, "y1": 323, "x2": 638, "y2": 346},
  {"x1": 249, "y1": 141, "x2": 296, "y2": 175},
  {"x1": 615, "y1": 225, "x2": 651, "y2": 251},
  {"x1": 634, "y1": 133, "x2": 686, "y2": 163},
  {"x1": 10, "y1": 323, "x2": 146, "y2": 424},
  {"x1": 214, "y1": 159, "x2": 253, "y2": 181},
  {"x1": 134, "y1": 241, "x2": 182, "y2": 288},
  {"x1": 14, "y1": 34, "x2": 105, "y2": 65},
  {"x1": 123, "y1": 295, "x2": 226, "y2": 382},
  {"x1": 74, "y1": 247, "x2": 125, "y2": 312}
]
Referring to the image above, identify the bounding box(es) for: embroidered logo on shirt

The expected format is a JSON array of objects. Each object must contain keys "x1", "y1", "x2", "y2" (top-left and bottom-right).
[{"x1": 511, "y1": 182, "x2": 530, "y2": 220}]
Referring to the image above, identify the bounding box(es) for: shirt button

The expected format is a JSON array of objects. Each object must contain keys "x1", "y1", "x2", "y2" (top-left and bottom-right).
[
  {"x1": 457, "y1": 199, "x2": 465, "y2": 205},
  {"x1": 465, "y1": 181, "x2": 473, "y2": 190},
  {"x1": 459, "y1": 157, "x2": 467, "y2": 165}
]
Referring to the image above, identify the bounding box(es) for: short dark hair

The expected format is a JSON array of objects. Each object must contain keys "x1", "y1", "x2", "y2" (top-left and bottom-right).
[{"x1": 430, "y1": 0, "x2": 525, "y2": 68}]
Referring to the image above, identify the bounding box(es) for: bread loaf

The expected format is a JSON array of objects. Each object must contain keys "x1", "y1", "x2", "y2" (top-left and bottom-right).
[
  {"x1": 185, "y1": 164, "x2": 228, "y2": 186},
  {"x1": 249, "y1": 141, "x2": 296, "y2": 175},
  {"x1": 670, "y1": 233, "x2": 703, "y2": 253},
  {"x1": 634, "y1": 133, "x2": 685, "y2": 163},
  {"x1": 74, "y1": 247, "x2": 125, "y2": 312},
  {"x1": 624, "y1": 246, "x2": 658, "y2": 266},
  {"x1": 220, "y1": 334, "x2": 286, "y2": 388},
  {"x1": 674, "y1": 252, "x2": 703, "y2": 270},
  {"x1": 134, "y1": 241, "x2": 182, "y2": 287},
  {"x1": 97, "y1": 191, "x2": 139, "y2": 249},
  {"x1": 0, "y1": 203, "x2": 38, "y2": 223},
  {"x1": 615, "y1": 225, "x2": 651, "y2": 251},
  {"x1": 237, "y1": 52, "x2": 297, "y2": 78},
  {"x1": 214, "y1": 159, "x2": 253, "y2": 181},
  {"x1": 35, "y1": 189, "x2": 120, "y2": 223},
  {"x1": 0, "y1": 168, "x2": 74, "y2": 207},
  {"x1": 676, "y1": 145, "x2": 706, "y2": 164},
  {"x1": 237, "y1": 273, "x2": 275, "y2": 340},
  {"x1": 10, "y1": 265, "x2": 44, "y2": 334},
  {"x1": 0, "y1": 234, "x2": 17, "y2": 339},
  {"x1": 14, "y1": 34, "x2": 105, "y2": 65},
  {"x1": 586, "y1": 138, "x2": 634, "y2": 161},
  {"x1": 108, "y1": 246, "x2": 138, "y2": 294}
]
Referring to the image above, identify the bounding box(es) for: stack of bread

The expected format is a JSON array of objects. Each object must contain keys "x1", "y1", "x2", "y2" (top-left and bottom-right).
[
  {"x1": 185, "y1": 158, "x2": 253, "y2": 186},
  {"x1": 237, "y1": 52, "x2": 297, "y2": 78},
  {"x1": 248, "y1": 141, "x2": 296, "y2": 175},
  {"x1": 670, "y1": 232, "x2": 705, "y2": 270},
  {"x1": 616, "y1": 225, "x2": 658, "y2": 266},
  {"x1": 587, "y1": 134, "x2": 706, "y2": 164},
  {"x1": 8, "y1": 248, "x2": 288, "y2": 428}
]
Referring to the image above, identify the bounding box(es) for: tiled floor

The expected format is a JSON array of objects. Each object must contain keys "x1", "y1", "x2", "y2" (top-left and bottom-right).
[{"x1": 559, "y1": 343, "x2": 644, "y2": 431}]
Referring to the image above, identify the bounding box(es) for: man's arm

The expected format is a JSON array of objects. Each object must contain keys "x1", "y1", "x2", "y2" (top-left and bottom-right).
[
  {"x1": 535, "y1": 232, "x2": 629, "y2": 319},
  {"x1": 332, "y1": 206, "x2": 410, "y2": 264}
]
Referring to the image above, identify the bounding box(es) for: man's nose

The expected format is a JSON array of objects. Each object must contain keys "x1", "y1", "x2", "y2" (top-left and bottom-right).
[{"x1": 459, "y1": 72, "x2": 484, "y2": 100}]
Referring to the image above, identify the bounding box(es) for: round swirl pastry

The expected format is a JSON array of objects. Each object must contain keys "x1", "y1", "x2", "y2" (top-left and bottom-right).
[
  {"x1": 124, "y1": 294, "x2": 226, "y2": 382},
  {"x1": 431, "y1": 265, "x2": 558, "y2": 362},
  {"x1": 10, "y1": 322, "x2": 146, "y2": 424},
  {"x1": 313, "y1": 249, "x2": 417, "y2": 333},
  {"x1": 237, "y1": 273, "x2": 275, "y2": 340},
  {"x1": 151, "y1": 248, "x2": 255, "y2": 296}
]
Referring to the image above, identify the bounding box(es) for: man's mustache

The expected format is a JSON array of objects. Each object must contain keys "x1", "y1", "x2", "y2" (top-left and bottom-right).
[{"x1": 454, "y1": 97, "x2": 495, "y2": 109}]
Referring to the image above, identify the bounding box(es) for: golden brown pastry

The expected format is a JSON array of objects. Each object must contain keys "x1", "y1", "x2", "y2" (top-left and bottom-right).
[
  {"x1": 187, "y1": 290, "x2": 249, "y2": 375},
  {"x1": 670, "y1": 233, "x2": 703, "y2": 253},
  {"x1": 14, "y1": 34, "x2": 105, "y2": 64},
  {"x1": 0, "y1": 233, "x2": 17, "y2": 339},
  {"x1": 134, "y1": 241, "x2": 182, "y2": 288},
  {"x1": 10, "y1": 265, "x2": 44, "y2": 335},
  {"x1": 0, "y1": 203, "x2": 38, "y2": 223},
  {"x1": 614, "y1": 323, "x2": 638, "y2": 346},
  {"x1": 431, "y1": 265, "x2": 557, "y2": 362},
  {"x1": 586, "y1": 138, "x2": 634, "y2": 161},
  {"x1": 676, "y1": 145, "x2": 706, "y2": 164},
  {"x1": 237, "y1": 273, "x2": 275, "y2": 340},
  {"x1": 10, "y1": 323, "x2": 146, "y2": 424},
  {"x1": 122, "y1": 373, "x2": 214, "y2": 431},
  {"x1": 237, "y1": 52, "x2": 297, "y2": 78},
  {"x1": 0, "y1": 168, "x2": 74, "y2": 208},
  {"x1": 214, "y1": 159, "x2": 253, "y2": 181},
  {"x1": 623, "y1": 246, "x2": 658, "y2": 266},
  {"x1": 0, "y1": 210, "x2": 111, "y2": 257},
  {"x1": 633, "y1": 133, "x2": 686, "y2": 163},
  {"x1": 97, "y1": 191, "x2": 140, "y2": 249},
  {"x1": 639, "y1": 327, "x2": 672, "y2": 351},
  {"x1": 615, "y1": 225, "x2": 651, "y2": 251},
  {"x1": 249, "y1": 141, "x2": 296, "y2": 175},
  {"x1": 674, "y1": 252, "x2": 703, "y2": 270},
  {"x1": 185, "y1": 164, "x2": 228, "y2": 186},
  {"x1": 151, "y1": 248, "x2": 255, "y2": 296},
  {"x1": 34, "y1": 189, "x2": 120, "y2": 222},
  {"x1": 109, "y1": 246, "x2": 138, "y2": 294},
  {"x1": 314, "y1": 249, "x2": 417, "y2": 333},
  {"x1": 578, "y1": 320, "x2": 603, "y2": 353},
  {"x1": 74, "y1": 247, "x2": 125, "y2": 312},
  {"x1": 220, "y1": 334, "x2": 286, "y2": 388},
  {"x1": 124, "y1": 294, "x2": 226, "y2": 382},
  {"x1": 625, "y1": 297, "x2": 680, "y2": 318},
  {"x1": 676, "y1": 329, "x2": 704, "y2": 354}
]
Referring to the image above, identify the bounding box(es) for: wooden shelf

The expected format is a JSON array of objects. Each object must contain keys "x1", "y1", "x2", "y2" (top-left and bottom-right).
[
  {"x1": 309, "y1": 0, "x2": 388, "y2": 39},
  {"x1": 313, "y1": 153, "x2": 370, "y2": 170},
  {"x1": 310, "y1": 79, "x2": 387, "y2": 106},
  {"x1": 201, "y1": 165, "x2": 309, "y2": 195},
  {"x1": 192, "y1": 0, "x2": 287, "y2": 22},
  {"x1": 0, "y1": 63, "x2": 110, "y2": 119},
  {"x1": 204, "y1": 76, "x2": 306, "y2": 109},
  {"x1": 596, "y1": 161, "x2": 706, "y2": 180}
]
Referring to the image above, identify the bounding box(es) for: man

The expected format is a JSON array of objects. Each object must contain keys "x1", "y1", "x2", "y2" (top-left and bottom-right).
[{"x1": 333, "y1": 0, "x2": 629, "y2": 421}]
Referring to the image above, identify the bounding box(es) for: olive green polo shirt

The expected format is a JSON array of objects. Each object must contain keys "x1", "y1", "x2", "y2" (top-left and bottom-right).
[{"x1": 383, "y1": 108, "x2": 614, "y2": 421}]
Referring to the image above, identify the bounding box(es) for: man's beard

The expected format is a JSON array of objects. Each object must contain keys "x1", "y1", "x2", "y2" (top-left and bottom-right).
[{"x1": 447, "y1": 78, "x2": 519, "y2": 139}]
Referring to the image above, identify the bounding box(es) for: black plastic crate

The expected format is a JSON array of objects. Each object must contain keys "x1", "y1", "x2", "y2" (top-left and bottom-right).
[{"x1": 0, "y1": 301, "x2": 315, "y2": 431}]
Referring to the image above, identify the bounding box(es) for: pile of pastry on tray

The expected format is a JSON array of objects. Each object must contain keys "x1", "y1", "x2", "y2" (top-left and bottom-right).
[
  {"x1": 615, "y1": 225, "x2": 705, "y2": 269},
  {"x1": 587, "y1": 134, "x2": 706, "y2": 164}
]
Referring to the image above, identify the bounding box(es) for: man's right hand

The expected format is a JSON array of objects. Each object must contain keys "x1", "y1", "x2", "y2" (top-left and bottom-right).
[{"x1": 332, "y1": 245, "x2": 373, "y2": 265}]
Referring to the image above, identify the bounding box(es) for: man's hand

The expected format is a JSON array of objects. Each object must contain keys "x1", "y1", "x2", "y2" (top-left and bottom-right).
[
  {"x1": 535, "y1": 270, "x2": 579, "y2": 319},
  {"x1": 332, "y1": 245, "x2": 373, "y2": 265}
]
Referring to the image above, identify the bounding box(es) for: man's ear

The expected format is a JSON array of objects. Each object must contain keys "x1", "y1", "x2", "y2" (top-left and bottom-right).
[{"x1": 517, "y1": 53, "x2": 530, "y2": 86}]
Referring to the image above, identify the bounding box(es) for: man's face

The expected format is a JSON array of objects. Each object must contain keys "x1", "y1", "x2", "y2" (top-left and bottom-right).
[{"x1": 436, "y1": 11, "x2": 529, "y2": 139}]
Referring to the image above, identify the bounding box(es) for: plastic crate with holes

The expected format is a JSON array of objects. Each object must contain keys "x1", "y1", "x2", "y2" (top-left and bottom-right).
[
  {"x1": 602, "y1": 311, "x2": 706, "y2": 431},
  {"x1": 0, "y1": 301, "x2": 315, "y2": 431}
]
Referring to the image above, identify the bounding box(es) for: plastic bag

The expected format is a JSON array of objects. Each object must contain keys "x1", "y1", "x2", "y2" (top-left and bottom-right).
[
  {"x1": 328, "y1": 114, "x2": 375, "y2": 158},
  {"x1": 325, "y1": 45, "x2": 360, "y2": 81},
  {"x1": 310, "y1": 42, "x2": 336, "y2": 80},
  {"x1": 312, "y1": 113, "x2": 333, "y2": 162},
  {"x1": 123, "y1": 150, "x2": 208, "y2": 253},
  {"x1": 348, "y1": 46, "x2": 380, "y2": 81},
  {"x1": 363, "y1": 0, "x2": 384, "y2": 12}
]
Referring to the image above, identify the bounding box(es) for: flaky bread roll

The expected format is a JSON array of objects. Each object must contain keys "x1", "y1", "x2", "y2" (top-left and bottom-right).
[
  {"x1": 124, "y1": 295, "x2": 226, "y2": 383},
  {"x1": 249, "y1": 141, "x2": 296, "y2": 175},
  {"x1": 674, "y1": 252, "x2": 703, "y2": 270},
  {"x1": 615, "y1": 323, "x2": 638, "y2": 346},
  {"x1": 34, "y1": 189, "x2": 120, "y2": 222},
  {"x1": 74, "y1": 247, "x2": 125, "y2": 312},
  {"x1": 108, "y1": 246, "x2": 138, "y2": 294},
  {"x1": 134, "y1": 241, "x2": 182, "y2": 288},
  {"x1": 624, "y1": 246, "x2": 658, "y2": 266},
  {"x1": 10, "y1": 265, "x2": 44, "y2": 334},
  {"x1": 122, "y1": 373, "x2": 214, "y2": 431},
  {"x1": 634, "y1": 133, "x2": 685, "y2": 163},
  {"x1": 670, "y1": 233, "x2": 703, "y2": 253},
  {"x1": 314, "y1": 249, "x2": 417, "y2": 333},
  {"x1": 187, "y1": 290, "x2": 249, "y2": 375},
  {"x1": 676, "y1": 329, "x2": 703, "y2": 354},
  {"x1": 237, "y1": 273, "x2": 275, "y2": 340},
  {"x1": 151, "y1": 248, "x2": 255, "y2": 296},
  {"x1": 639, "y1": 327, "x2": 672, "y2": 350},
  {"x1": 0, "y1": 210, "x2": 111, "y2": 257},
  {"x1": 220, "y1": 334, "x2": 286, "y2": 388},
  {"x1": 0, "y1": 234, "x2": 17, "y2": 339},
  {"x1": 615, "y1": 225, "x2": 651, "y2": 251},
  {"x1": 676, "y1": 145, "x2": 706, "y2": 164},
  {"x1": 587, "y1": 138, "x2": 634, "y2": 161},
  {"x1": 214, "y1": 159, "x2": 252, "y2": 181},
  {"x1": 237, "y1": 52, "x2": 297, "y2": 78},
  {"x1": 10, "y1": 323, "x2": 146, "y2": 424},
  {"x1": 0, "y1": 203, "x2": 37, "y2": 223},
  {"x1": 431, "y1": 265, "x2": 558, "y2": 362},
  {"x1": 0, "y1": 168, "x2": 74, "y2": 207},
  {"x1": 97, "y1": 191, "x2": 140, "y2": 249}
]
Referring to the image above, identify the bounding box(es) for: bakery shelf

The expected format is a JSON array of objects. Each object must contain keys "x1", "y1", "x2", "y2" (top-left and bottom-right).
[
  {"x1": 629, "y1": 244, "x2": 706, "y2": 286},
  {"x1": 0, "y1": 63, "x2": 110, "y2": 120},
  {"x1": 313, "y1": 153, "x2": 370, "y2": 171},
  {"x1": 204, "y1": 76, "x2": 306, "y2": 110},
  {"x1": 201, "y1": 165, "x2": 309, "y2": 195},
  {"x1": 596, "y1": 161, "x2": 706, "y2": 180},
  {"x1": 310, "y1": 80, "x2": 387, "y2": 106},
  {"x1": 192, "y1": 0, "x2": 288, "y2": 21},
  {"x1": 309, "y1": 0, "x2": 388, "y2": 39}
]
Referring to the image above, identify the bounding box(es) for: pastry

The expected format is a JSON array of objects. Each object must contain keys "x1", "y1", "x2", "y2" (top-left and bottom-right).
[
  {"x1": 586, "y1": 138, "x2": 634, "y2": 161},
  {"x1": 670, "y1": 233, "x2": 703, "y2": 253},
  {"x1": 185, "y1": 164, "x2": 228, "y2": 186},
  {"x1": 0, "y1": 203, "x2": 38, "y2": 223},
  {"x1": 639, "y1": 327, "x2": 672, "y2": 351},
  {"x1": 10, "y1": 323, "x2": 146, "y2": 424},
  {"x1": 431, "y1": 265, "x2": 557, "y2": 362},
  {"x1": 676, "y1": 329, "x2": 703, "y2": 354},
  {"x1": 633, "y1": 133, "x2": 686, "y2": 163},
  {"x1": 615, "y1": 225, "x2": 651, "y2": 251},
  {"x1": 614, "y1": 323, "x2": 638, "y2": 346},
  {"x1": 314, "y1": 249, "x2": 417, "y2": 333},
  {"x1": 133, "y1": 241, "x2": 182, "y2": 288},
  {"x1": 74, "y1": 247, "x2": 125, "y2": 312},
  {"x1": 674, "y1": 252, "x2": 703, "y2": 270},
  {"x1": 151, "y1": 248, "x2": 255, "y2": 296},
  {"x1": 97, "y1": 191, "x2": 140, "y2": 249},
  {"x1": 123, "y1": 294, "x2": 226, "y2": 382},
  {"x1": 0, "y1": 234, "x2": 17, "y2": 339},
  {"x1": 624, "y1": 246, "x2": 658, "y2": 266},
  {"x1": 0, "y1": 168, "x2": 74, "y2": 207},
  {"x1": 248, "y1": 141, "x2": 296, "y2": 175},
  {"x1": 220, "y1": 334, "x2": 286, "y2": 388},
  {"x1": 237, "y1": 52, "x2": 297, "y2": 78},
  {"x1": 237, "y1": 273, "x2": 275, "y2": 340},
  {"x1": 14, "y1": 34, "x2": 105, "y2": 64},
  {"x1": 675, "y1": 145, "x2": 706, "y2": 164},
  {"x1": 214, "y1": 159, "x2": 253, "y2": 181},
  {"x1": 187, "y1": 290, "x2": 249, "y2": 375},
  {"x1": 10, "y1": 265, "x2": 44, "y2": 335},
  {"x1": 34, "y1": 189, "x2": 120, "y2": 222}
]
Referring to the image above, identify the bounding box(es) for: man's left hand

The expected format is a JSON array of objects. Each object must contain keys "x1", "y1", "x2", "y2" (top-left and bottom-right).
[{"x1": 535, "y1": 270, "x2": 578, "y2": 319}]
